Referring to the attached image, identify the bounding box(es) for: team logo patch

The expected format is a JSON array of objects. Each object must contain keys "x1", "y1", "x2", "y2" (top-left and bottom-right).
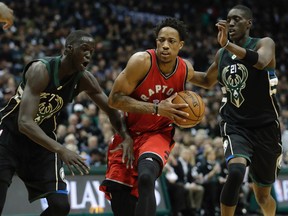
[
  {"x1": 222, "y1": 63, "x2": 248, "y2": 108},
  {"x1": 35, "y1": 92, "x2": 64, "y2": 124}
]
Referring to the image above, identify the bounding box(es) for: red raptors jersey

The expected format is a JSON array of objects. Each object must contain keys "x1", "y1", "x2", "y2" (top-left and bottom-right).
[{"x1": 126, "y1": 49, "x2": 188, "y2": 133}]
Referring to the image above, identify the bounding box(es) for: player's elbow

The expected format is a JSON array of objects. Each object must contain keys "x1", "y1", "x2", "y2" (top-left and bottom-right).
[
  {"x1": 18, "y1": 117, "x2": 31, "y2": 135},
  {"x1": 202, "y1": 80, "x2": 217, "y2": 89},
  {"x1": 108, "y1": 92, "x2": 123, "y2": 109},
  {"x1": 254, "y1": 60, "x2": 269, "y2": 70},
  {"x1": 108, "y1": 95, "x2": 117, "y2": 109}
]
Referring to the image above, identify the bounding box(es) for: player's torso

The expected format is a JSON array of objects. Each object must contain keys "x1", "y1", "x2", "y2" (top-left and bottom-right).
[
  {"x1": 0, "y1": 56, "x2": 83, "y2": 136},
  {"x1": 217, "y1": 37, "x2": 280, "y2": 127},
  {"x1": 126, "y1": 49, "x2": 188, "y2": 133}
]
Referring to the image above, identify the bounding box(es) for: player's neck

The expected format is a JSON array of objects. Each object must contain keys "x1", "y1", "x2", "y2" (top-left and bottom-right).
[{"x1": 158, "y1": 59, "x2": 177, "y2": 75}]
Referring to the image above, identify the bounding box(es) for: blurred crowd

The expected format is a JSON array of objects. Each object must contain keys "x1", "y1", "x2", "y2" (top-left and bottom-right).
[{"x1": 0, "y1": 0, "x2": 288, "y2": 215}]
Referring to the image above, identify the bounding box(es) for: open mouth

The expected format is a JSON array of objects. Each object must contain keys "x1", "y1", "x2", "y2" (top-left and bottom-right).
[
  {"x1": 229, "y1": 29, "x2": 236, "y2": 36},
  {"x1": 81, "y1": 62, "x2": 89, "y2": 69},
  {"x1": 161, "y1": 52, "x2": 170, "y2": 56}
]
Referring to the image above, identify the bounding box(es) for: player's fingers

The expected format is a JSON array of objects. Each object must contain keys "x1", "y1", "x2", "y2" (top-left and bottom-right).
[
  {"x1": 125, "y1": 154, "x2": 134, "y2": 169},
  {"x1": 173, "y1": 115, "x2": 187, "y2": 123},
  {"x1": 67, "y1": 165, "x2": 75, "y2": 176},
  {"x1": 167, "y1": 92, "x2": 178, "y2": 102},
  {"x1": 110, "y1": 146, "x2": 122, "y2": 153},
  {"x1": 122, "y1": 150, "x2": 127, "y2": 163},
  {"x1": 130, "y1": 155, "x2": 135, "y2": 169},
  {"x1": 74, "y1": 164, "x2": 84, "y2": 176},
  {"x1": 77, "y1": 158, "x2": 90, "y2": 174},
  {"x1": 2, "y1": 21, "x2": 12, "y2": 30},
  {"x1": 174, "y1": 109, "x2": 189, "y2": 118}
]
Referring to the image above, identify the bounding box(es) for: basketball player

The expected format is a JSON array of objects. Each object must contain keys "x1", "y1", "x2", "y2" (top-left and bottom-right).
[
  {"x1": 0, "y1": 2, "x2": 13, "y2": 30},
  {"x1": 191, "y1": 5, "x2": 282, "y2": 216},
  {"x1": 100, "y1": 17, "x2": 200, "y2": 216},
  {"x1": 0, "y1": 30, "x2": 133, "y2": 216}
]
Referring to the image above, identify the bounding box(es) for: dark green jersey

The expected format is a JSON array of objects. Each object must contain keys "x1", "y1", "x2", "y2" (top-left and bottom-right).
[
  {"x1": 0, "y1": 56, "x2": 83, "y2": 137},
  {"x1": 218, "y1": 37, "x2": 280, "y2": 128}
]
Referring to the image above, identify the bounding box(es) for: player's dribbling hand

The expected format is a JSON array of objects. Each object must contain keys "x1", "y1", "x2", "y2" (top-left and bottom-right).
[
  {"x1": 110, "y1": 135, "x2": 134, "y2": 169},
  {"x1": 0, "y1": 2, "x2": 14, "y2": 30},
  {"x1": 58, "y1": 146, "x2": 90, "y2": 176}
]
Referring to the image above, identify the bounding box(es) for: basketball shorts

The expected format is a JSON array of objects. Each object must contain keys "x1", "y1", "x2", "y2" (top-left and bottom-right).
[
  {"x1": 0, "y1": 125, "x2": 67, "y2": 202},
  {"x1": 220, "y1": 120, "x2": 283, "y2": 186},
  {"x1": 100, "y1": 128, "x2": 175, "y2": 199}
]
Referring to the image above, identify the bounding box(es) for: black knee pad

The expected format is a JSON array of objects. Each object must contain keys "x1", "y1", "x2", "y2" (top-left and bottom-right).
[
  {"x1": 137, "y1": 157, "x2": 161, "y2": 192},
  {"x1": 220, "y1": 163, "x2": 246, "y2": 206}
]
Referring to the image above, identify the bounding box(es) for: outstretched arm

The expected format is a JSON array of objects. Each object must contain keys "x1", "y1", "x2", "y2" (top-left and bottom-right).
[
  {"x1": 0, "y1": 2, "x2": 14, "y2": 30},
  {"x1": 184, "y1": 52, "x2": 219, "y2": 89},
  {"x1": 80, "y1": 71, "x2": 134, "y2": 168}
]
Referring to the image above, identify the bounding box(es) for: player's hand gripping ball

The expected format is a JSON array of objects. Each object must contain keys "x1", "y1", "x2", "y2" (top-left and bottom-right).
[{"x1": 172, "y1": 90, "x2": 205, "y2": 128}]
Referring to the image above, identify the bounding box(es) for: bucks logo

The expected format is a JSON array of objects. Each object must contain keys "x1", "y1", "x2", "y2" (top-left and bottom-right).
[
  {"x1": 222, "y1": 63, "x2": 248, "y2": 107},
  {"x1": 35, "y1": 92, "x2": 63, "y2": 124}
]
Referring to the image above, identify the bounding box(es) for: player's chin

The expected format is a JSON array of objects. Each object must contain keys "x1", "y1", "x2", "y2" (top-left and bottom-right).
[{"x1": 159, "y1": 55, "x2": 172, "y2": 62}]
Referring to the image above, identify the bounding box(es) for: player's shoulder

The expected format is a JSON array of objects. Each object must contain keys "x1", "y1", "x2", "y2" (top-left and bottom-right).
[
  {"x1": 257, "y1": 36, "x2": 275, "y2": 45},
  {"x1": 255, "y1": 37, "x2": 275, "y2": 49},
  {"x1": 130, "y1": 51, "x2": 151, "y2": 61},
  {"x1": 127, "y1": 51, "x2": 151, "y2": 69}
]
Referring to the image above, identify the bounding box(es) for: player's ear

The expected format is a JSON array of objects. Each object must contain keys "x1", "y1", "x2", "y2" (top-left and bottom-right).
[
  {"x1": 67, "y1": 45, "x2": 73, "y2": 51},
  {"x1": 247, "y1": 19, "x2": 252, "y2": 29},
  {"x1": 64, "y1": 45, "x2": 73, "y2": 55},
  {"x1": 179, "y1": 41, "x2": 184, "y2": 49}
]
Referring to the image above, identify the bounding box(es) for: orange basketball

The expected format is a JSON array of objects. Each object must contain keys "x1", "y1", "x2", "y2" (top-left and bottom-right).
[{"x1": 172, "y1": 90, "x2": 205, "y2": 128}]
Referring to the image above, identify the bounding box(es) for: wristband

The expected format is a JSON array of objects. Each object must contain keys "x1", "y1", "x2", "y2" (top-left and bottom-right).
[
  {"x1": 241, "y1": 49, "x2": 259, "y2": 65},
  {"x1": 222, "y1": 40, "x2": 229, "y2": 49},
  {"x1": 153, "y1": 102, "x2": 160, "y2": 116}
]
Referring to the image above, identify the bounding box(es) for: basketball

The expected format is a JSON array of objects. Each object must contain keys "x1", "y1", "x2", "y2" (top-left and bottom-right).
[{"x1": 172, "y1": 90, "x2": 205, "y2": 128}]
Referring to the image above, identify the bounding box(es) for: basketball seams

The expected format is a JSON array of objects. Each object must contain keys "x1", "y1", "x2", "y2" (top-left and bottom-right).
[
  {"x1": 172, "y1": 90, "x2": 205, "y2": 128},
  {"x1": 178, "y1": 92, "x2": 200, "y2": 121}
]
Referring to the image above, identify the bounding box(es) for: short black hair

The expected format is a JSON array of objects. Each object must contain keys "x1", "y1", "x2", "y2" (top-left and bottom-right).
[
  {"x1": 154, "y1": 17, "x2": 188, "y2": 41},
  {"x1": 65, "y1": 30, "x2": 93, "y2": 47},
  {"x1": 231, "y1": 5, "x2": 253, "y2": 20}
]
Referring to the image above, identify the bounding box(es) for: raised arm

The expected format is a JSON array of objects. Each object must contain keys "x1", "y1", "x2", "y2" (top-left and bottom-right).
[{"x1": 216, "y1": 20, "x2": 275, "y2": 69}]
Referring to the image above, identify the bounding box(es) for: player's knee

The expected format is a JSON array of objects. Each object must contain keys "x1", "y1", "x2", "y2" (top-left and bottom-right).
[
  {"x1": 221, "y1": 163, "x2": 246, "y2": 206},
  {"x1": 138, "y1": 172, "x2": 154, "y2": 190},
  {"x1": 137, "y1": 157, "x2": 161, "y2": 194},
  {"x1": 255, "y1": 192, "x2": 272, "y2": 206},
  {"x1": 227, "y1": 163, "x2": 246, "y2": 184}
]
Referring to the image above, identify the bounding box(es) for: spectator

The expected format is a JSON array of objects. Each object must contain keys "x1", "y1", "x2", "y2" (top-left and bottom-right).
[{"x1": 172, "y1": 147, "x2": 205, "y2": 215}]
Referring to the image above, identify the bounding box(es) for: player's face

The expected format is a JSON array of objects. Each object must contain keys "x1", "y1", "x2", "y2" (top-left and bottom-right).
[
  {"x1": 155, "y1": 27, "x2": 183, "y2": 63},
  {"x1": 72, "y1": 37, "x2": 95, "y2": 72},
  {"x1": 227, "y1": 9, "x2": 251, "y2": 41}
]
